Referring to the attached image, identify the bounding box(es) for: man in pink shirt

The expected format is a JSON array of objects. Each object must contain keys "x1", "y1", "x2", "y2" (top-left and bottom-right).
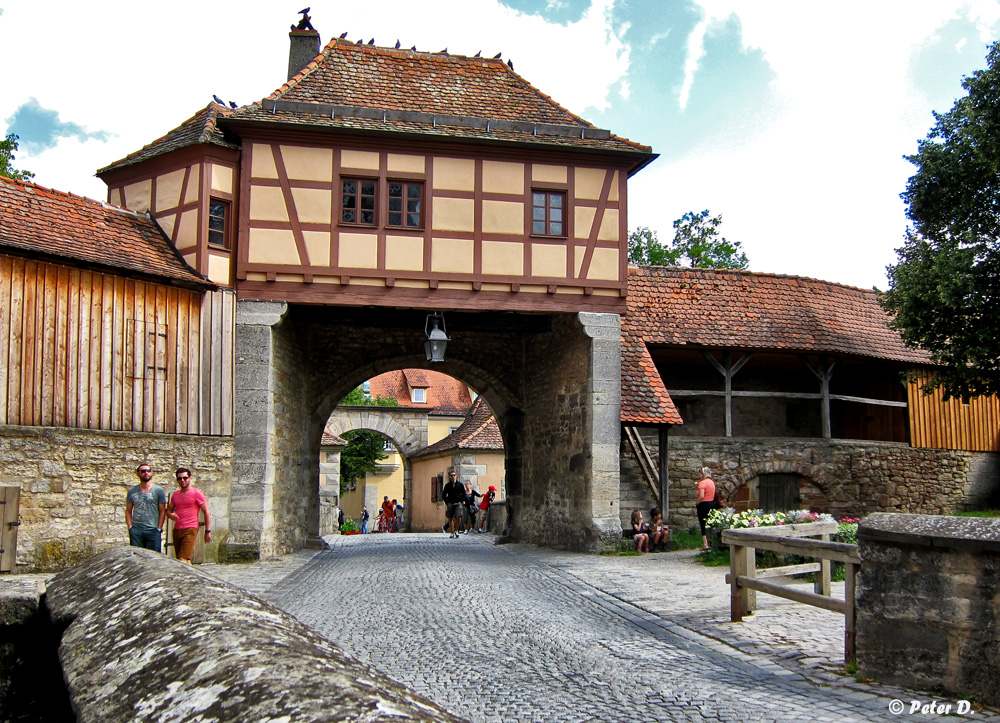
[{"x1": 166, "y1": 467, "x2": 212, "y2": 564}]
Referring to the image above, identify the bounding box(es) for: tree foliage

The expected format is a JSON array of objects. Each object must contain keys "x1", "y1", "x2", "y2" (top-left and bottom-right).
[
  {"x1": 881, "y1": 41, "x2": 1000, "y2": 399},
  {"x1": 0, "y1": 133, "x2": 34, "y2": 182},
  {"x1": 338, "y1": 385, "x2": 399, "y2": 492},
  {"x1": 628, "y1": 210, "x2": 749, "y2": 270}
]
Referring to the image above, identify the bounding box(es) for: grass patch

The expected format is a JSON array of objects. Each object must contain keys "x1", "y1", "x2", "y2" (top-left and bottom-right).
[
  {"x1": 953, "y1": 509, "x2": 1000, "y2": 518},
  {"x1": 697, "y1": 547, "x2": 731, "y2": 566},
  {"x1": 671, "y1": 528, "x2": 702, "y2": 550}
]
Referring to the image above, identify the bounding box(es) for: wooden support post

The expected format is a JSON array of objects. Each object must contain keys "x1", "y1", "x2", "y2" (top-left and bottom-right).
[
  {"x1": 658, "y1": 425, "x2": 670, "y2": 523},
  {"x1": 844, "y1": 561, "x2": 857, "y2": 662},
  {"x1": 815, "y1": 532, "x2": 832, "y2": 597}
]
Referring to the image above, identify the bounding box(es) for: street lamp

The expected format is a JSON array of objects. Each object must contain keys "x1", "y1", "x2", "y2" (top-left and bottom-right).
[{"x1": 424, "y1": 312, "x2": 449, "y2": 362}]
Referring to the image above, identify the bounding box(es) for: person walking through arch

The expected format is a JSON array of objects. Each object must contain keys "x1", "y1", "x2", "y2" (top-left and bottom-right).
[{"x1": 441, "y1": 471, "x2": 465, "y2": 539}]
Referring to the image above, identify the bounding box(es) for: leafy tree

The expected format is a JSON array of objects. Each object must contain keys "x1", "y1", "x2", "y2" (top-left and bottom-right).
[
  {"x1": 628, "y1": 211, "x2": 749, "y2": 270},
  {"x1": 0, "y1": 133, "x2": 34, "y2": 181},
  {"x1": 339, "y1": 429, "x2": 391, "y2": 493},
  {"x1": 881, "y1": 41, "x2": 1000, "y2": 399},
  {"x1": 337, "y1": 384, "x2": 399, "y2": 491}
]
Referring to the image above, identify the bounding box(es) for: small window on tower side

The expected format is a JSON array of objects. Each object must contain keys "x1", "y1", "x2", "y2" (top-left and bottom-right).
[{"x1": 208, "y1": 199, "x2": 231, "y2": 249}]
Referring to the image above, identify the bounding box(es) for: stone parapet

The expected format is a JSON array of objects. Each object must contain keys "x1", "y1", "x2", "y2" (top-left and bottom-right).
[
  {"x1": 45, "y1": 547, "x2": 466, "y2": 723},
  {"x1": 856, "y1": 513, "x2": 1000, "y2": 706}
]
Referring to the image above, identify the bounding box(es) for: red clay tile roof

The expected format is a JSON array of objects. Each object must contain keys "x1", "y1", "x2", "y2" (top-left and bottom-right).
[
  {"x1": 226, "y1": 40, "x2": 652, "y2": 161},
  {"x1": 621, "y1": 333, "x2": 683, "y2": 425},
  {"x1": 625, "y1": 267, "x2": 931, "y2": 364},
  {"x1": 412, "y1": 396, "x2": 503, "y2": 457},
  {"x1": 368, "y1": 369, "x2": 473, "y2": 416},
  {"x1": 321, "y1": 432, "x2": 348, "y2": 447},
  {"x1": 99, "y1": 103, "x2": 240, "y2": 174},
  {"x1": 0, "y1": 176, "x2": 212, "y2": 289}
]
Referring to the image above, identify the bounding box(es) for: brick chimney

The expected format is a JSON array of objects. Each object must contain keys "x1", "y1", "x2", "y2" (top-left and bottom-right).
[{"x1": 288, "y1": 20, "x2": 320, "y2": 81}]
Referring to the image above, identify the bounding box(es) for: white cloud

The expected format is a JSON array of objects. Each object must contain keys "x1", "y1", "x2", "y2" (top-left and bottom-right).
[
  {"x1": 632, "y1": 0, "x2": 1000, "y2": 289},
  {"x1": 2, "y1": 0, "x2": 631, "y2": 198}
]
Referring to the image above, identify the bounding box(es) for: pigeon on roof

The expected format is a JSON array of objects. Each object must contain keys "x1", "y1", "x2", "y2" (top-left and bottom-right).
[
  {"x1": 395, "y1": 39, "x2": 401, "y2": 49},
  {"x1": 212, "y1": 94, "x2": 225, "y2": 105},
  {"x1": 368, "y1": 38, "x2": 375, "y2": 45},
  {"x1": 229, "y1": 101, "x2": 237, "y2": 109},
  {"x1": 474, "y1": 51, "x2": 481, "y2": 57},
  {"x1": 493, "y1": 52, "x2": 502, "y2": 59},
  {"x1": 339, "y1": 31, "x2": 348, "y2": 39},
  {"x1": 293, "y1": 8, "x2": 314, "y2": 31},
  {"x1": 507, "y1": 59, "x2": 514, "y2": 70}
]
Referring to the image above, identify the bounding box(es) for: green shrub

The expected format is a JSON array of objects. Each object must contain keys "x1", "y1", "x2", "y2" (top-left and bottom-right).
[{"x1": 340, "y1": 517, "x2": 360, "y2": 533}]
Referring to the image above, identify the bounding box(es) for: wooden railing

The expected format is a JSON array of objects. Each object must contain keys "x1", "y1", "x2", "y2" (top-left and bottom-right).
[{"x1": 722, "y1": 521, "x2": 860, "y2": 661}]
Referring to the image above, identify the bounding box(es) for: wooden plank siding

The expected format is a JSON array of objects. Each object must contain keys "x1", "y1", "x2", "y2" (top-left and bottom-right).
[
  {"x1": 0, "y1": 255, "x2": 233, "y2": 436},
  {"x1": 908, "y1": 374, "x2": 1000, "y2": 452}
]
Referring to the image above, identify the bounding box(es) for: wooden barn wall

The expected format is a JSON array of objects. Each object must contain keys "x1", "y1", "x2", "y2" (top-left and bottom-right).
[
  {"x1": 908, "y1": 375, "x2": 1000, "y2": 452},
  {"x1": 0, "y1": 255, "x2": 234, "y2": 436}
]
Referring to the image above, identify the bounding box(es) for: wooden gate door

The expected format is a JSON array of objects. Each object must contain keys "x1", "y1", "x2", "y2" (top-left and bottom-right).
[{"x1": 0, "y1": 485, "x2": 21, "y2": 572}]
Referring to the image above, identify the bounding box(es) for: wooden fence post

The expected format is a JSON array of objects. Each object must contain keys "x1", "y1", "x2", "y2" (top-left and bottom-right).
[
  {"x1": 730, "y1": 543, "x2": 755, "y2": 620},
  {"x1": 815, "y1": 532, "x2": 831, "y2": 596}
]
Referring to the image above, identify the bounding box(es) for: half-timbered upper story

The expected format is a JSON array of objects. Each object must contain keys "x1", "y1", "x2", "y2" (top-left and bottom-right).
[{"x1": 98, "y1": 24, "x2": 656, "y2": 315}]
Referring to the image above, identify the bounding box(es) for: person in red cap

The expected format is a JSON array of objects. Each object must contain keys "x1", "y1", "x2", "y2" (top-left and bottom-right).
[{"x1": 476, "y1": 485, "x2": 497, "y2": 533}]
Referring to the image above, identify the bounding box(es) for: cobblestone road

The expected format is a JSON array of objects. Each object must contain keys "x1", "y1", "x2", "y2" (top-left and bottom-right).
[{"x1": 210, "y1": 534, "x2": 1000, "y2": 723}]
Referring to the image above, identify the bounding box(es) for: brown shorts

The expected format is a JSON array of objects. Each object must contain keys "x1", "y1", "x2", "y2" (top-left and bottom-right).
[{"x1": 174, "y1": 527, "x2": 198, "y2": 560}]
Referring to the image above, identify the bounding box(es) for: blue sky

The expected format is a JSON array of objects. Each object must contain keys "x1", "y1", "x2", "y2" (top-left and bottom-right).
[{"x1": 2, "y1": 0, "x2": 999, "y2": 289}]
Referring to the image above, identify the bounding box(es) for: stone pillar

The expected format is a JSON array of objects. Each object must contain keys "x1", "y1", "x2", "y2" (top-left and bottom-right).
[
  {"x1": 514, "y1": 312, "x2": 621, "y2": 550},
  {"x1": 579, "y1": 312, "x2": 623, "y2": 544},
  {"x1": 231, "y1": 301, "x2": 289, "y2": 561}
]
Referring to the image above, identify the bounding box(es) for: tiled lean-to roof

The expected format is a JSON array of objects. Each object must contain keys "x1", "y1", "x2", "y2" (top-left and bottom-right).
[
  {"x1": 99, "y1": 103, "x2": 240, "y2": 174},
  {"x1": 0, "y1": 176, "x2": 211, "y2": 288},
  {"x1": 225, "y1": 39, "x2": 653, "y2": 162},
  {"x1": 621, "y1": 333, "x2": 683, "y2": 425},
  {"x1": 412, "y1": 396, "x2": 503, "y2": 457},
  {"x1": 625, "y1": 266, "x2": 931, "y2": 365}
]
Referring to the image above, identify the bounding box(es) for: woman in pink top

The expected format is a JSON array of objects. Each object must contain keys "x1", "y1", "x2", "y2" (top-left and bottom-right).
[{"x1": 695, "y1": 467, "x2": 717, "y2": 551}]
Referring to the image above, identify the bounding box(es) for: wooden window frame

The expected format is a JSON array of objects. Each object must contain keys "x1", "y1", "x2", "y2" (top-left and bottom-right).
[
  {"x1": 531, "y1": 189, "x2": 566, "y2": 238},
  {"x1": 208, "y1": 198, "x2": 232, "y2": 249},
  {"x1": 340, "y1": 177, "x2": 379, "y2": 227},
  {"x1": 387, "y1": 180, "x2": 424, "y2": 230}
]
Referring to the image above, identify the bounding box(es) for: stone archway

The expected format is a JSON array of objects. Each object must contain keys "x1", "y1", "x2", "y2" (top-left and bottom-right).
[
  {"x1": 323, "y1": 406, "x2": 430, "y2": 534},
  {"x1": 230, "y1": 301, "x2": 621, "y2": 560}
]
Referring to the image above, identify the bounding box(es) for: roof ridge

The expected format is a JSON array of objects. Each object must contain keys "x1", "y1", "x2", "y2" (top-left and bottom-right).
[
  {"x1": 98, "y1": 102, "x2": 232, "y2": 174},
  {"x1": 0, "y1": 174, "x2": 146, "y2": 221},
  {"x1": 629, "y1": 265, "x2": 881, "y2": 296}
]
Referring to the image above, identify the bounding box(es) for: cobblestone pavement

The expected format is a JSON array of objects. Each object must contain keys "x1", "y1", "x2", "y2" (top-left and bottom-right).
[{"x1": 208, "y1": 534, "x2": 1000, "y2": 723}]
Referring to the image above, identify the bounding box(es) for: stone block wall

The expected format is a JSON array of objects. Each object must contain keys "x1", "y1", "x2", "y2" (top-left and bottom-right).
[
  {"x1": 518, "y1": 313, "x2": 621, "y2": 550},
  {"x1": 856, "y1": 514, "x2": 1000, "y2": 707},
  {"x1": 621, "y1": 434, "x2": 997, "y2": 532},
  {"x1": 0, "y1": 425, "x2": 232, "y2": 572}
]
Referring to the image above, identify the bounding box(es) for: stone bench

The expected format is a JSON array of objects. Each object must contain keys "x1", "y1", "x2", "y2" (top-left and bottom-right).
[{"x1": 44, "y1": 547, "x2": 466, "y2": 722}]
